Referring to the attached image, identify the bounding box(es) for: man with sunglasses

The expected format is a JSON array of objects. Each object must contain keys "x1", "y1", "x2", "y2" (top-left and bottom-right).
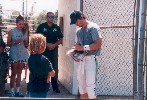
[{"x1": 36, "y1": 12, "x2": 63, "y2": 93}]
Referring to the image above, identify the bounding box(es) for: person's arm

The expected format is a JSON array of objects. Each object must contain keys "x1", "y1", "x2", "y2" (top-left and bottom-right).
[
  {"x1": 7, "y1": 30, "x2": 14, "y2": 46},
  {"x1": 47, "y1": 38, "x2": 63, "y2": 50},
  {"x1": 7, "y1": 30, "x2": 17, "y2": 46},
  {"x1": 74, "y1": 27, "x2": 102, "y2": 51},
  {"x1": 74, "y1": 39, "x2": 102, "y2": 51},
  {"x1": 23, "y1": 23, "x2": 29, "y2": 47},
  {"x1": 47, "y1": 26, "x2": 63, "y2": 50},
  {"x1": 54, "y1": 38, "x2": 63, "y2": 47},
  {"x1": 23, "y1": 37, "x2": 28, "y2": 47},
  {"x1": 23, "y1": 31, "x2": 29, "y2": 47},
  {"x1": 43, "y1": 57, "x2": 55, "y2": 83},
  {"x1": 46, "y1": 70, "x2": 55, "y2": 83},
  {"x1": 36, "y1": 24, "x2": 42, "y2": 33}
]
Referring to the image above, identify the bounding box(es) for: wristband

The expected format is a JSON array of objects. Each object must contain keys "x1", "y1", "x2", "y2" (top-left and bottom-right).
[{"x1": 84, "y1": 45, "x2": 90, "y2": 50}]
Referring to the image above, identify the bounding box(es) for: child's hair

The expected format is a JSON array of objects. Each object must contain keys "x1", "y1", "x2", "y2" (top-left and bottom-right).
[{"x1": 28, "y1": 34, "x2": 46, "y2": 54}]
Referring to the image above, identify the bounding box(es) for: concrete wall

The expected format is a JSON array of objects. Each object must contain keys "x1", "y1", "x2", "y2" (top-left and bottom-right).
[{"x1": 58, "y1": 0, "x2": 80, "y2": 95}]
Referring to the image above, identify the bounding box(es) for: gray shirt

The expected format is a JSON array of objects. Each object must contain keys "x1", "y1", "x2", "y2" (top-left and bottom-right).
[
  {"x1": 76, "y1": 21, "x2": 102, "y2": 56},
  {"x1": 9, "y1": 28, "x2": 29, "y2": 62}
]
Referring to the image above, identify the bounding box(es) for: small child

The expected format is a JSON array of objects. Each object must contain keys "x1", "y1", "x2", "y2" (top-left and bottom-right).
[
  {"x1": 0, "y1": 42, "x2": 9, "y2": 96},
  {"x1": 27, "y1": 34, "x2": 55, "y2": 98}
]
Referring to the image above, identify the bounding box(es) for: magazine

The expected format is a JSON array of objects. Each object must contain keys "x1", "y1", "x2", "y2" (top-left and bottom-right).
[{"x1": 66, "y1": 49, "x2": 85, "y2": 62}]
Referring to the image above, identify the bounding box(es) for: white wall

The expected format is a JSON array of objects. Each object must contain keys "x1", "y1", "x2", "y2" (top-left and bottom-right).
[
  {"x1": 58, "y1": 0, "x2": 135, "y2": 96},
  {"x1": 58, "y1": 0, "x2": 80, "y2": 95}
]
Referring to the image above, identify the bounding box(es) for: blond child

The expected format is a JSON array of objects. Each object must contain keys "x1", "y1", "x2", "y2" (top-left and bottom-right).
[{"x1": 27, "y1": 34, "x2": 55, "y2": 98}]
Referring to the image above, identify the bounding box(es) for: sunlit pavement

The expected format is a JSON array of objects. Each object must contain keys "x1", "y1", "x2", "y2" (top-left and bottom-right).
[{"x1": 4, "y1": 68, "x2": 77, "y2": 99}]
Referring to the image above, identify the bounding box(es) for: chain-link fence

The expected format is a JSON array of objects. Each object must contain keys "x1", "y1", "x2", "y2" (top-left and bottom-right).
[{"x1": 82, "y1": 0, "x2": 147, "y2": 99}]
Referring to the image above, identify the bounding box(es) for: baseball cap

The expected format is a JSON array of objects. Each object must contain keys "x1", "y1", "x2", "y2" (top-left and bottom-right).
[
  {"x1": 0, "y1": 42, "x2": 6, "y2": 48},
  {"x1": 70, "y1": 10, "x2": 82, "y2": 25}
]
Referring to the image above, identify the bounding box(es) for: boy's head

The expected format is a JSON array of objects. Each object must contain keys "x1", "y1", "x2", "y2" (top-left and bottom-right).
[
  {"x1": 0, "y1": 42, "x2": 6, "y2": 53},
  {"x1": 28, "y1": 34, "x2": 46, "y2": 54}
]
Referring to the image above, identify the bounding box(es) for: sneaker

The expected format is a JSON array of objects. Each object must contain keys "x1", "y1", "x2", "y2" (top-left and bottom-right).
[
  {"x1": 53, "y1": 88, "x2": 60, "y2": 93},
  {"x1": 9, "y1": 92, "x2": 15, "y2": 97},
  {"x1": 15, "y1": 92, "x2": 24, "y2": 97}
]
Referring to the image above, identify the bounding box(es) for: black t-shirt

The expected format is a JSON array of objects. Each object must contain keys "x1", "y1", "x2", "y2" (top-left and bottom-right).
[
  {"x1": 36, "y1": 22, "x2": 63, "y2": 44},
  {"x1": 27, "y1": 54, "x2": 53, "y2": 93}
]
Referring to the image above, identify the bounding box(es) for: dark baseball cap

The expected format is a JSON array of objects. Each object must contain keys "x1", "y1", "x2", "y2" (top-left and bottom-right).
[
  {"x1": 70, "y1": 10, "x2": 82, "y2": 25},
  {"x1": 0, "y1": 42, "x2": 6, "y2": 48}
]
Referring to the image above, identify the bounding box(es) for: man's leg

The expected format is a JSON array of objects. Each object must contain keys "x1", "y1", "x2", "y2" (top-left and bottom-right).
[
  {"x1": 77, "y1": 61, "x2": 88, "y2": 99},
  {"x1": 50, "y1": 49, "x2": 60, "y2": 93},
  {"x1": 85, "y1": 56, "x2": 97, "y2": 99}
]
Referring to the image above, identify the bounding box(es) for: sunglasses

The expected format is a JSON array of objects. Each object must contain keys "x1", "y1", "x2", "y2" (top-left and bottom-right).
[{"x1": 48, "y1": 16, "x2": 55, "y2": 19}]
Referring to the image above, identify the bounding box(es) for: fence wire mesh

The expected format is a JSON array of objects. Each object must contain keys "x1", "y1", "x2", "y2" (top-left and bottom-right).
[{"x1": 82, "y1": 0, "x2": 135, "y2": 99}]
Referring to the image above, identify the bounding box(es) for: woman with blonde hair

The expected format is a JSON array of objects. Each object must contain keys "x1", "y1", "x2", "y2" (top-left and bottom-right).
[{"x1": 27, "y1": 34, "x2": 55, "y2": 98}]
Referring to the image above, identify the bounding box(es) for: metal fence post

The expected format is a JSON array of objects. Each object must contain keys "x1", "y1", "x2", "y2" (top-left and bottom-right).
[
  {"x1": 145, "y1": 25, "x2": 147, "y2": 100},
  {"x1": 133, "y1": 0, "x2": 140, "y2": 99},
  {"x1": 137, "y1": 0, "x2": 147, "y2": 99}
]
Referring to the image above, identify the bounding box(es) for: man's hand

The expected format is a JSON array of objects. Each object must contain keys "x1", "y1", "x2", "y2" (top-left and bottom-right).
[
  {"x1": 47, "y1": 43, "x2": 56, "y2": 50},
  {"x1": 74, "y1": 44, "x2": 84, "y2": 51}
]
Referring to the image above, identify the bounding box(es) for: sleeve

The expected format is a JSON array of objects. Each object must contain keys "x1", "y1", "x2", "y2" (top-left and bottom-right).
[
  {"x1": 28, "y1": 57, "x2": 32, "y2": 72},
  {"x1": 36, "y1": 24, "x2": 43, "y2": 34},
  {"x1": 75, "y1": 29, "x2": 81, "y2": 45},
  {"x1": 42, "y1": 57, "x2": 53, "y2": 74},
  {"x1": 90, "y1": 27, "x2": 102, "y2": 41},
  {"x1": 56, "y1": 26, "x2": 63, "y2": 39},
  {"x1": 23, "y1": 32, "x2": 27, "y2": 39}
]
